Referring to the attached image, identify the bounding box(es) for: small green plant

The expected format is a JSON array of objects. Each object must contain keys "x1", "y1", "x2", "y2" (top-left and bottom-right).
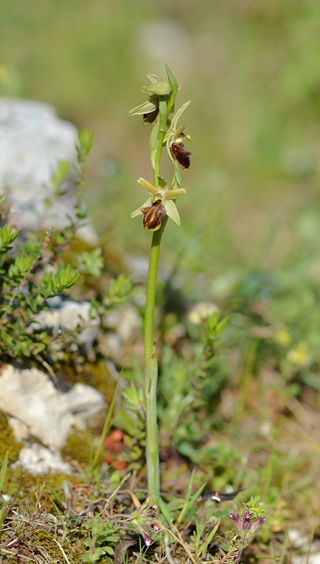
[
  {"x1": 0, "y1": 214, "x2": 79, "y2": 364},
  {"x1": 229, "y1": 506, "x2": 266, "y2": 564},
  {"x1": 0, "y1": 130, "x2": 94, "y2": 367},
  {"x1": 83, "y1": 516, "x2": 119, "y2": 562}
]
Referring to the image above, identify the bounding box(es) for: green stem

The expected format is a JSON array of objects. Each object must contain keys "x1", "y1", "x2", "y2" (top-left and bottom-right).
[
  {"x1": 144, "y1": 227, "x2": 163, "y2": 366},
  {"x1": 144, "y1": 96, "x2": 168, "y2": 496},
  {"x1": 153, "y1": 98, "x2": 167, "y2": 187},
  {"x1": 145, "y1": 346, "x2": 159, "y2": 496},
  {"x1": 144, "y1": 98, "x2": 167, "y2": 365}
]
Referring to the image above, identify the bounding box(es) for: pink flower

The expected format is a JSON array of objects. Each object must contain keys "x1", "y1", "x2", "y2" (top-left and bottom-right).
[{"x1": 230, "y1": 510, "x2": 265, "y2": 549}]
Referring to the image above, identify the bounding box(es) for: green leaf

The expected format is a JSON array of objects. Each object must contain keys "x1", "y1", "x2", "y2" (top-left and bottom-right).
[
  {"x1": 8, "y1": 254, "x2": 33, "y2": 278},
  {"x1": 216, "y1": 316, "x2": 228, "y2": 336},
  {"x1": 51, "y1": 160, "x2": 71, "y2": 191},
  {"x1": 178, "y1": 472, "x2": 206, "y2": 524},
  {"x1": 76, "y1": 128, "x2": 93, "y2": 164},
  {"x1": 216, "y1": 509, "x2": 230, "y2": 520},
  {"x1": 206, "y1": 518, "x2": 220, "y2": 544},
  {"x1": 50, "y1": 265, "x2": 79, "y2": 293},
  {"x1": 76, "y1": 248, "x2": 104, "y2": 278},
  {"x1": 75, "y1": 204, "x2": 89, "y2": 220},
  {"x1": 0, "y1": 452, "x2": 8, "y2": 494},
  {"x1": 103, "y1": 546, "x2": 114, "y2": 556},
  {"x1": 108, "y1": 273, "x2": 132, "y2": 302},
  {"x1": 0, "y1": 224, "x2": 18, "y2": 255}
]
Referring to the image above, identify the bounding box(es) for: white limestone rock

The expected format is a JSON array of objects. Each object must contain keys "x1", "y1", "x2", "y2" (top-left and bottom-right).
[
  {"x1": 13, "y1": 444, "x2": 72, "y2": 475},
  {"x1": 30, "y1": 296, "x2": 100, "y2": 350},
  {"x1": 0, "y1": 364, "x2": 105, "y2": 450},
  {"x1": 0, "y1": 98, "x2": 97, "y2": 244}
]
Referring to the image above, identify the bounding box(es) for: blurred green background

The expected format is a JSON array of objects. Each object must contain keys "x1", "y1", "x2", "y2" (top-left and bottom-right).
[{"x1": 1, "y1": 0, "x2": 320, "y2": 290}]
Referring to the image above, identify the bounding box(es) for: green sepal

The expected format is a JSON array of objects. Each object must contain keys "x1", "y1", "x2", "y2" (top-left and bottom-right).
[
  {"x1": 129, "y1": 99, "x2": 158, "y2": 116},
  {"x1": 147, "y1": 73, "x2": 161, "y2": 84},
  {"x1": 165, "y1": 65, "x2": 178, "y2": 98},
  {"x1": 130, "y1": 198, "x2": 152, "y2": 218},
  {"x1": 148, "y1": 81, "x2": 171, "y2": 96},
  {"x1": 165, "y1": 199, "x2": 181, "y2": 226},
  {"x1": 165, "y1": 64, "x2": 178, "y2": 117},
  {"x1": 171, "y1": 100, "x2": 191, "y2": 132}
]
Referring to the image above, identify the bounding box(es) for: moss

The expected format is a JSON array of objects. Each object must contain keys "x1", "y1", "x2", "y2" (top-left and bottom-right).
[
  {"x1": 61, "y1": 426, "x2": 105, "y2": 470},
  {"x1": 0, "y1": 411, "x2": 23, "y2": 464},
  {"x1": 58, "y1": 360, "x2": 115, "y2": 404},
  {"x1": 32, "y1": 529, "x2": 65, "y2": 562},
  {"x1": 83, "y1": 361, "x2": 115, "y2": 403},
  {"x1": 61, "y1": 427, "x2": 98, "y2": 467}
]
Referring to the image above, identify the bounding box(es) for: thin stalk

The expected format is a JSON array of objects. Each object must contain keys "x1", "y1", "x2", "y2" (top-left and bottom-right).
[
  {"x1": 145, "y1": 346, "x2": 160, "y2": 495},
  {"x1": 144, "y1": 219, "x2": 167, "y2": 366},
  {"x1": 144, "y1": 97, "x2": 168, "y2": 496}
]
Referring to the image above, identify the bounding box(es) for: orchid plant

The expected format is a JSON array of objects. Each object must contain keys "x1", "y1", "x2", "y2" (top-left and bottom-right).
[{"x1": 129, "y1": 66, "x2": 191, "y2": 499}]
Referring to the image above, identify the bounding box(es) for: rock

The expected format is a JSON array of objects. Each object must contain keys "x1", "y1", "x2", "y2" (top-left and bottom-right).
[
  {"x1": 292, "y1": 553, "x2": 320, "y2": 564},
  {"x1": 289, "y1": 529, "x2": 320, "y2": 564},
  {"x1": 102, "y1": 305, "x2": 141, "y2": 342},
  {"x1": 0, "y1": 364, "x2": 105, "y2": 450},
  {"x1": 30, "y1": 295, "x2": 100, "y2": 350},
  {"x1": 126, "y1": 254, "x2": 170, "y2": 283},
  {"x1": 100, "y1": 304, "x2": 142, "y2": 364},
  {"x1": 0, "y1": 98, "x2": 97, "y2": 244},
  {"x1": 13, "y1": 444, "x2": 72, "y2": 475}
]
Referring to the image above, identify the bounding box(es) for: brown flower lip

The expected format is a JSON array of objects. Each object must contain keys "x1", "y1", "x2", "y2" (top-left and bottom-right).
[
  {"x1": 143, "y1": 107, "x2": 159, "y2": 124},
  {"x1": 141, "y1": 199, "x2": 166, "y2": 230},
  {"x1": 170, "y1": 141, "x2": 192, "y2": 169}
]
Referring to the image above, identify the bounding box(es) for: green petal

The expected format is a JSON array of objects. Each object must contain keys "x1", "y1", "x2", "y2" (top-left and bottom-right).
[
  {"x1": 164, "y1": 188, "x2": 186, "y2": 199},
  {"x1": 131, "y1": 208, "x2": 143, "y2": 218},
  {"x1": 165, "y1": 199, "x2": 181, "y2": 226},
  {"x1": 137, "y1": 178, "x2": 159, "y2": 195}
]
